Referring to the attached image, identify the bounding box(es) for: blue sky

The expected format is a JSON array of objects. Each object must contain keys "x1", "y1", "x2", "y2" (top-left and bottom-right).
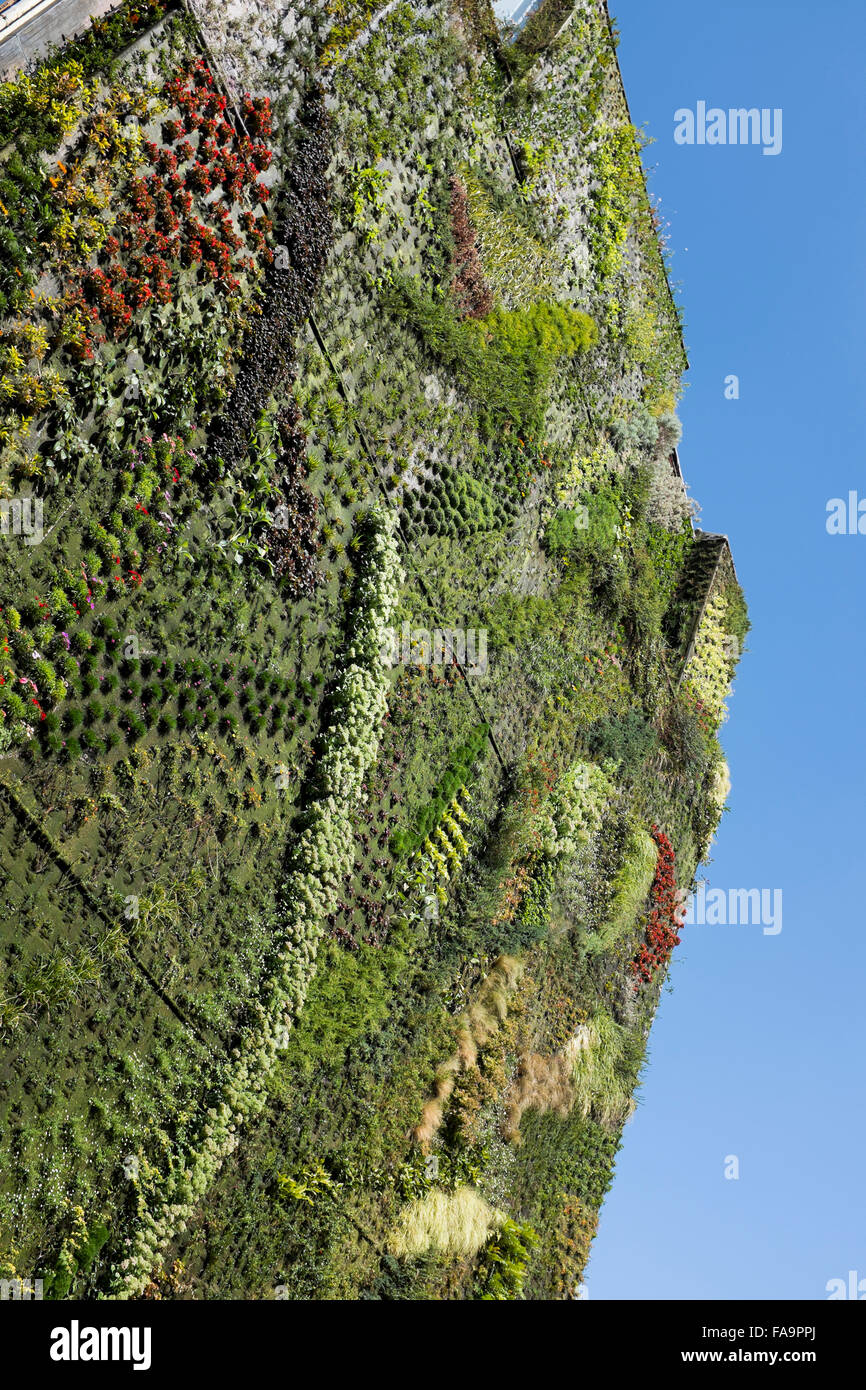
[{"x1": 580, "y1": 0, "x2": 866, "y2": 1300}]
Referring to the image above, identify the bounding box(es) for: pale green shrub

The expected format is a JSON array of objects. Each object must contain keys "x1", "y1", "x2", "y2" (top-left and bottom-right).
[{"x1": 387, "y1": 1186, "x2": 504, "y2": 1259}]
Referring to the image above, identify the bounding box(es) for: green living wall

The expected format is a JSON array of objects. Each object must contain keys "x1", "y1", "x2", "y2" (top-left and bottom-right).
[{"x1": 0, "y1": 0, "x2": 747, "y2": 1300}]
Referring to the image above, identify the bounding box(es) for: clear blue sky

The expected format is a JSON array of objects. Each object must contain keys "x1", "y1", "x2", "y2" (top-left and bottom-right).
[{"x1": 583, "y1": 0, "x2": 866, "y2": 1300}]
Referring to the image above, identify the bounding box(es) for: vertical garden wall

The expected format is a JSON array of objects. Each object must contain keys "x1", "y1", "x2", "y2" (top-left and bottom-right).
[{"x1": 0, "y1": 0, "x2": 747, "y2": 1300}]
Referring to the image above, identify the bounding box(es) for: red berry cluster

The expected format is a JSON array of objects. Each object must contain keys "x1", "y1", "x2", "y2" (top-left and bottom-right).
[{"x1": 631, "y1": 825, "x2": 682, "y2": 986}]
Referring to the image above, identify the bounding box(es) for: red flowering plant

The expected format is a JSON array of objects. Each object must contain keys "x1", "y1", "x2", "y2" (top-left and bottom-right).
[
  {"x1": 244, "y1": 138, "x2": 273, "y2": 174},
  {"x1": 630, "y1": 825, "x2": 684, "y2": 986},
  {"x1": 126, "y1": 277, "x2": 153, "y2": 312},
  {"x1": 80, "y1": 267, "x2": 133, "y2": 337},
  {"x1": 186, "y1": 160, "x2": 213, "y2": 195},
  {"x1": 154, "y1": 146, "x2": 179, "y2": 179},
  {"x1": 61, "y1": 60, "x2": 275, "y2": 350},
  {"x1": 241, "y1": 94, "x2": 274, "y2": 139},
  {"x1": 198, "y1": 135, "x2": 221, "y2": 166},
  {"x1": 55, "y1": 286, "x2": 104, "y2": 361},
  {"x1": 192, "y1": 59, "x2": 212, "y2": 90}
]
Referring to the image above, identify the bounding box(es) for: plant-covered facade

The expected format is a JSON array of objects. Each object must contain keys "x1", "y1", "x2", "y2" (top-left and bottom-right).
[{"x1": 0, "y1": 0, "x2": 747, "y2": 1300}]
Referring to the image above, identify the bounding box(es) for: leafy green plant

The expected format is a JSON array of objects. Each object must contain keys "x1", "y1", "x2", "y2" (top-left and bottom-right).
[
  {"x1": 390, "y1": 276, "x2": 595, "y2": 436},
  {"x1": 390, "y1": 724, "x2": 488, "y2": 859},
  {"x1": 588, "y1": 821, "x2": 658, "y2": 952},
  {"x1": 346, "y1": 166, "x2": 391, "y2": 244},
  {"x1": 544, "y1": 487, "x2": 621, "y2": 568},
  {"x1": 281, "y1": 923, "x2": 411, "y2": 1075},
  {"x1": 587, "y1": 708, "x2": 657, "y2": 770},
  {"x1": 474, "y1": 1218, "x2": 539, "y2": 1300},
  {"x1": 722, "y1": 578, "x2": 751, "y2": 649},
  {"x1": 407, "y1": 466, "x2": 514, "y2": 539},
  {"x1": 276, "y1": 1161, "x2": 342, "y2": 1206}
]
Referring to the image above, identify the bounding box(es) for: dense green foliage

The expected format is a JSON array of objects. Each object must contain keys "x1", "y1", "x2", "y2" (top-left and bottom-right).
[
  {"x1": 391, "y1": 275, "x2": 595, "y2": 436},
  {"x1": 0, "y1": 0, "x2": 745, "y2": 1303}
]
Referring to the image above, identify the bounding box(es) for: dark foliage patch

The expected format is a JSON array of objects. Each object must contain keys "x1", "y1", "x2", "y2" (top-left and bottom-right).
[
  {"x1": 210, "y1": 85, "x2": 334, "y2": 475},
  {"x1": 448, "y1": 174, "x2": 493, "y2": 320}
]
